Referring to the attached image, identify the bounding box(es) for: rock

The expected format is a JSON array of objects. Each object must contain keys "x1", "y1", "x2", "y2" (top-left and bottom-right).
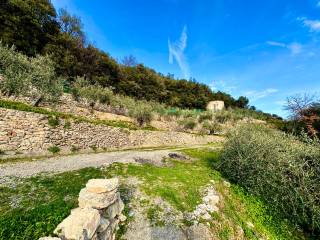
[
  {"x1": 104, "y1": 193, "x2": 124, "y2": 218},
  {"x1": 54, "y1": 207, "x2": 100, "y2": 240},
  {"x1": 118, "y1": 213, "x2": 127, "y2": 222},
  {"x1": 186, "y1": 223, "x2": 213, "y2": 240},
  {"x1": 168, "y1": 152, "x2": 188, "y2": 160},
  {"x1": 78, "y1": 188, "x2": 117, "y2": 209},
  {"x1": 86, "y1": 178, "x2": 119, "y2": 194},
  {"x1": 97, "y1": 217, "x2": 110, "y2": 233}
]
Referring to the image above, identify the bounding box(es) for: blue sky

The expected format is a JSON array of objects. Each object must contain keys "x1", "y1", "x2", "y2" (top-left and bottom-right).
[{"x1": 51, "y1": 0, "x2": 320, "y2": 117}]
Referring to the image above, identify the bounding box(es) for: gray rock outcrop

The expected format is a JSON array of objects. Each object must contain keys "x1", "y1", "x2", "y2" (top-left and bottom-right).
[{"x1": 40, "y1": 178, "x2": 125, "y2": 240}]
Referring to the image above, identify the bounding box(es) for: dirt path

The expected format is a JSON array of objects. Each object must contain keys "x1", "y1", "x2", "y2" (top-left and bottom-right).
[{"x1": 0, "y1": 145, "x2": 215, "y2": 179}]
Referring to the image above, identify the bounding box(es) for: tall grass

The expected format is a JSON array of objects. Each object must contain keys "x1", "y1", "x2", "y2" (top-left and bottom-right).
[{"x1": 218, "y1": 124, "x2": 320, "y2": 235}]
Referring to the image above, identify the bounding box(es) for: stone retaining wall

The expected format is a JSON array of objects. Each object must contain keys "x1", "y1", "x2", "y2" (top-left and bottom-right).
[
  {"x1": 0, "y1": 108, "x2": 220, "y2": 154},
  {"x1": 40, "y1": 178, "x2": 125, "y2": 240}
]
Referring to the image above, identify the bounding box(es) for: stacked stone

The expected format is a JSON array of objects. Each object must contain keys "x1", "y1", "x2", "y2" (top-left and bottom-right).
[{"x1": 40, "y1": 178, "x2": 126, "y2": 240}]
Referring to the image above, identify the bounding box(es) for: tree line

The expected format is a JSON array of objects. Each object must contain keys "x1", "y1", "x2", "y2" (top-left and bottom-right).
[{"x1": 0, "y1": 0, "x2": 250, "y2": 109}]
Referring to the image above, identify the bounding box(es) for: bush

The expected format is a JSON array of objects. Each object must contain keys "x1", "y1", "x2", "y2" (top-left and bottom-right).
[
  {"x1": 179, "y1": 118, "x2": 197, "y2": 130},
  {"x1": 70, "y1": 145, "x2": 79, "y2": 152},
  {"x1": 0, "y1": 43, "x2": 30, "y2": 95},
  {"x1": 0, "y1": 43, "x2": 63, "y2": 102},
  {"x1": 219, "y1": 124, "x2": 320, "y2": 234},
  {"x1": 29, "y1": 54, "x2": 63, "y2": 102},
  {"x1": 214, "y1": 110, "x2": 233, "y2": 123},
  {"x1": 129, "y1": 103, "x2": 153, "y2": 127},
  {"x1": 198, "y1": 112, "x2": 213, "y2": 123},
  {"x1": 48, "y1": 146, "x2": 60, "y2": 154},
  {"x1": 202, "y1": 120, "x2": 222, "y2": 134},
  {"x1": 48, "y1": 116, "x2": 59, "y2": 127}
]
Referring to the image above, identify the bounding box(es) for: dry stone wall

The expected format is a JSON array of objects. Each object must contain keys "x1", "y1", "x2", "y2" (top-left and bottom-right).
[
  {"x1": 0, "y1": 108, "x2": 220, "y2": 155},
  {"x1": 40, "y1": 178, "x2": 125, "y2": 240}
]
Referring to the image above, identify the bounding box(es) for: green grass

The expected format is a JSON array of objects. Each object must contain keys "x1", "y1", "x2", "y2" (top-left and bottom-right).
[
  {"x1": 47, "y1": 146, "x2": 60, "y2": 154},
  {"x1": 0, "y1": 147, "x2": 307, "y2": 239},
  {"x1": 0, "y1": 99, "x2": 156, "y2": 130}
]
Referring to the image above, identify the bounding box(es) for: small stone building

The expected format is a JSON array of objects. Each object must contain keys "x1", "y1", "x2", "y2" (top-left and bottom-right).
[{"x1": 206, "y1": 101, "x2": 225, "y2": 112}]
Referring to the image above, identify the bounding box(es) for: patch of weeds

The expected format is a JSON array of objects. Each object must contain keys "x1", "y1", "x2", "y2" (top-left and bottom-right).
[
  {"x1": 70, "y1": 145, "x2": 79, "y2": 153},
  {"x1": 63, "y1": 121, "x2": 71, "y2": 129},
  {"x1": 0, "y1": 149, "x2": 5, "y2": 155},
  {"x1": 47, "y1": 146, "x2": 60, "y2": 154},
  {"x1": 90, "y1": 145, "x2": 98, "y2": 152},
  {"x1": 147, "y1": 206, "x2": 165, "y2": 227},
  {"x1": 48, "y1": 116, "x2": 59, "y2": 127},
  {"x1": 116, "y1": 186, "x2": 134, "y2": 239},
  {"x1": 218, "y1": 226, "x2": 232, "y2": 240}
]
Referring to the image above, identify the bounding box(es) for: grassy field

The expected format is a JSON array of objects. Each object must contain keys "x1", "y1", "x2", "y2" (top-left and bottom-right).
[{"x1": 0, "y1": 148, "x2": 306, "y2": 239}]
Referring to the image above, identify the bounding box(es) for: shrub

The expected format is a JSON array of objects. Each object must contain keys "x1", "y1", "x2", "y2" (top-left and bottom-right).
[
  {"x1": 70, "y1": 145, "x2": 79, "y2": 153},
  {"x1": 29, "y1": 54, "x2": 63, "y2": 102},
  {"x1": 179, "y1": 118, "x2": 197, "y2": 130},
  {"x1": 129, "y1": 103, "x2": 153, "y2": 127},
  {"x1": 90, "y1": 145, "x2": 98, "y2": 151},
  {"x1": 73, "y1": 77, "x2": 113, "y2": 105},
  {"x1": 64, "y1": 121, "x2": 71, "y2": 129},
  {"x1": 198, "y1": 112, "x2": 213, "y2": 123},
  {"x1": 0, "y1": 43, "x2": 63, "y2": 102},
  {"x1": 48, "y1": 116, "x2": 60, "y2": 127},
  {"x1": 202, "y1": 120, "x2": 222, "y2": 135},
  {"x1": 219, "y1": 124, "x2": 320, "y2": 233},
  {"x1": 214, "y1": 110, "x2": 233, "y2": 123},
  {"x1": 48, "y1": 146, "x2": 60, "y2": 154},
  {"x1": 0, "y1": 43, "x2": 30, "y2": 96},
  {"x1": 0, "y1": 149, "x2": 5, "y2": 155}
]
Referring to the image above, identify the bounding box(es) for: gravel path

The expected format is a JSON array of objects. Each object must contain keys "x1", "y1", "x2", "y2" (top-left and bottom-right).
[{"x1": 0, "y1": 147, "x2": 196, "y2": 179}]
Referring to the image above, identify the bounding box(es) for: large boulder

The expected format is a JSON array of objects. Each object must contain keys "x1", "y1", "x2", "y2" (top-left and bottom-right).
[
  {"x1": 104, "y1": 193, "x2": 125, "y2": 219},
  {"x1": 78, "y1": 188, "x2": 117, "y2": 209},
  {"x1": 54, "y1": 207, "x2": 101, "y2": 240},
  {"x1": 86, "y1": 178, "x2": 119, "y2": 194}
]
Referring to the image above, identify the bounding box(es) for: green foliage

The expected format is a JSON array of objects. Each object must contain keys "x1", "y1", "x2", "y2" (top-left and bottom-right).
[
  {"x1": 0, "y1": 44, "x2": 30, "y2": 95},
  {"x1": 0, "y1": 2, "x2": 249, "y2": 110},
  {"x1": 47, "y1": 146, "x2": 60, "y2": 154},
  {"x1": 129, "y1": 102, "x2": 153, "y2": 127},
  {"x1": 63, "y1": 121, "x2": 71, "y2": 129},
  {"x1": 0, "y1": 147, "x2": 306, "y2": 239},
  {"x1": 29, "y1": 54, "x2": 63, "y2": 102},
  {"x1": 0, "y1": 168, "x2": 105, "y2": 239},
  {"x1": 179, "y1": 118, "x2": 197, "y2": 130},
  {"x1": 90, "y1": 145, "x2": 98, "y2": 151},
  {"x1": 47, "y1": 116, "x2": 59, "y2": 127},
  {"x1": 202, "y1": 120, "x2": 222, "y2": 135},
  {"x1": 73, "y1": 78, "x2": 113, "y2": 105},
  {"x1": 0, "y1": 0, "x2": 59, "y2": 56},
  {"x1": 198, "y1": 111, "x2": 213, "y2": 123},
  {"x1": 0, "y1": 43, "x2": 63, "y2": 101},
  {"x1": 219, "y1": 124, "x2": 320, "y2": 234},
  {"x1": 70, "y1": 145, "x2": 79, "y2": 153}
]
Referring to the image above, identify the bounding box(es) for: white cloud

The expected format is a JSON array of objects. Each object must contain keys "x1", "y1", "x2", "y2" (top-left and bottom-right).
[
  {"x1": 267, "y1": 41, "x2": 302, "y2": 55},
  {"x1": 244, "y1": 88, "x2": 279, "y2": 101},
  {"x1": 168, "y1": 25, "x2": 190, "y2": 79},
  {"x1": 209, "y1": 80, "x2": 237, "y2": 93},
  {"x1": 298, "y1": 17, "x2": 320, "y2": 32}
]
